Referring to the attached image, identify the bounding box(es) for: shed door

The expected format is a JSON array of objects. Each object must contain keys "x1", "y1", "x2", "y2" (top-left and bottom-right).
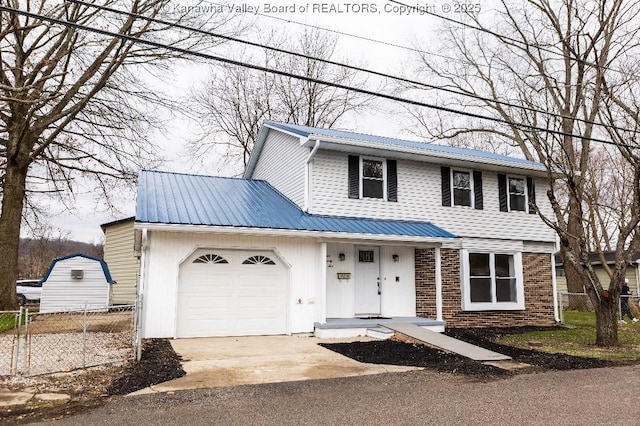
[{"x1": 176, "y1": 250, "x2": 288, "y2": 338}]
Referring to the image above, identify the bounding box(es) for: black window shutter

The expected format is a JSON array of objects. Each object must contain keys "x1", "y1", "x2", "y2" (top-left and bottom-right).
[
  {"x1": 387, "y1": 160, "x2": 398, "y2": 202},
  {"x1": 527, "y1": 177, "x2": 537, "y2": 214},
  {"x1": 498, "y1": 174, "x2": 508, "y2": 212},
  {"x1": 441, "y1": 166, "x2": 451, "y2": 207},
  {"x1": 473, "y1": 171, "x2": 483, "y2": 210},
  {"x1": 348, "y1": 155, "x2": 360, "y2": 199}
]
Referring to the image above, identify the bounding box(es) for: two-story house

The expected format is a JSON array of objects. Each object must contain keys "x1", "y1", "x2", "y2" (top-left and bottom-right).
[{"x1": 135, "y1": 121, "x2": 559, "y2": 339}]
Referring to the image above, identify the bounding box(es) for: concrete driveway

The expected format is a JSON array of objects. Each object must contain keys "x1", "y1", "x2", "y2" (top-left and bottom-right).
[{"x1": 132, "y1": 335, "x2": 418, "y2": 394}]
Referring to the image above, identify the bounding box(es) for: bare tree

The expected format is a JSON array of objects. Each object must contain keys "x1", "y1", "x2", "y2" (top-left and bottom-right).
[
  {"x1": 187, "y1": 28, "x2": 374, "y2": 168},
  {"x1": 408, "y1": 0, "x2": 640, "y2": 345},
  {"x1": 0, "y1": 0, "x2": 234, "y2": 309}
]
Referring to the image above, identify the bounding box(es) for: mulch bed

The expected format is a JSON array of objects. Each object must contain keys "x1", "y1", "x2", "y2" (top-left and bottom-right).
[
  {"x1": 107, "y1": 339, "x2": 186, "y2": 395},
  {"x1": 321, "y1": 326, "x2": 619, "y2": 379}
]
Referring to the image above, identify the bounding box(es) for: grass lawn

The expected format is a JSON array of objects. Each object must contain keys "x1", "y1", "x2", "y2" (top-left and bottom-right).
[
  {"x1": 497, "y1": 311, "x2": 640, "y2": 361},
  {"x1": 0, "y1": 310, "x2": 28, "y2": 333}
]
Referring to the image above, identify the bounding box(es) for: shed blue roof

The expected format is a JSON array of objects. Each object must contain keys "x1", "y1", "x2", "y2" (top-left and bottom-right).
[
  {"x1": 264, "y1": 120, "x2": 543, "y2": 169},
  {"x1": 42, "y1": 253, "x2": 115, "y2": 284},
  {"x1": 136, "y1": 170, "x2": 455, "y2": 239}
]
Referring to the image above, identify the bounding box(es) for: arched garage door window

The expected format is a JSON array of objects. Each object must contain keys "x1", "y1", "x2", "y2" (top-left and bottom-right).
[
  {"x1": 193, "y1": 254, "x2": 228, "y2": 264},
  {"x1": 242, "y1": 255, "x2": 276, "y2": 265}
]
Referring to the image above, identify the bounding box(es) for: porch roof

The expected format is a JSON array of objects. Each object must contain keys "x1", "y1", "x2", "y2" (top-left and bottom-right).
[{"x1": 136, "y1": 170, "x2": 456, "y2": 239}]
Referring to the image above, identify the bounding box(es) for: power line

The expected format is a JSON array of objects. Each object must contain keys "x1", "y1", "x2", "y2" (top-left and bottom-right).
[
  {"x1": 387, "y1": 0, "x2": 631, "y2": 77},
  {"x1": 65, "y1": 0, "x2": 640, "y2": 136},
  {"x1": 0, "y1": 4, "x2": 629, "y2": 149}
]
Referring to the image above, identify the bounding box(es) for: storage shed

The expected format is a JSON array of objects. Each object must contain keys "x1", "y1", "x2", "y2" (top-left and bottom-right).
[{"x1": 39, "y1": 254, "x2": 115, "y2": 313}]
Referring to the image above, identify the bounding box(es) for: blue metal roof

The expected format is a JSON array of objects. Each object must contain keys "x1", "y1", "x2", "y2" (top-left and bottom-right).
[
  {"x1": 136, "y1": 170, "x2": 455, "y2": 239},
  {"x1": 42, "y1": 253, "x2": 115, "y2": 284},
  {"x1": 264, "y1": 120, "x2": 543, "y2": 169}
]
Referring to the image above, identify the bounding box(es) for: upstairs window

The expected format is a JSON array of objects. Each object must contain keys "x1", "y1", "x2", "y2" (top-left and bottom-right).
[
  {"x1": 452, "y1": 170, "x2": 472, "y2": 207},
  {"x1": 441, "y1": 167, "x2": 483, "y2": 209},
  {"x1": 508, "y1": 177, "x2": 526, "y2": 211},
  {"x1": 362, "y1": 159, "x2": 384, "y2": 199},
  {"x1": 498, "y1": 174, "x2": 537, "y2": 214},
  {"x1": 348, "y1": 155, "x2": 397, "y2": 202}
]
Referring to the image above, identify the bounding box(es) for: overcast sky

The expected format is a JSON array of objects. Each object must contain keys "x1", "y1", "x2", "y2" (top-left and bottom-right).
[{"x1": 47, "y1": 0, "x2": 478, "y2": 243}]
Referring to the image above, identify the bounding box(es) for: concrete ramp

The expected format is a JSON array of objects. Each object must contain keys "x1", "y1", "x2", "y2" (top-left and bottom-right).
[{"x1": 384, "y1": 323, "x2": 511, "y2": 362}]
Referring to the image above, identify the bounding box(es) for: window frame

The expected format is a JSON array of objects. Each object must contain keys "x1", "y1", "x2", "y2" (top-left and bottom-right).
[
  {"x1": 450, "y1": 168, "x2": 474, "y2": 208},
  {"x1": 507, "y1": 175, "x2": 527, "y2": 212},
  {"x1": 461, "y1": 249, "x2": 525, "y2": 311},
  {"x1": 359, "y1": 156, "x2": 387, "y2": 200}
]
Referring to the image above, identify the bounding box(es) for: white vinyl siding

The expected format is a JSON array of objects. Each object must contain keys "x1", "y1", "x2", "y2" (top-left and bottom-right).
[
  {"x1": 251, "y1": 130, "x2": 307, "y2": 207},
  {"x1": 40, "y1": 257, "x2": 111, "y2": 313},
  {"x1": 325, "y1": 244, "x2": 415, "y2": 318},
  {"x1": 103, "y1": 220, "x2": 138, "y2": 304},
  {"x1": 309, "y1": 150, "x2": 556, "y2": 243}
]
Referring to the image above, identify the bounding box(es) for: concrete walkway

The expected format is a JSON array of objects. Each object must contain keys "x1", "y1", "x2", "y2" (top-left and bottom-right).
[
  {"x1": 384, "y1": 323, "x2": 511, "y2": 361},
  {"x1": 131, "y1": 335, "x2": 420, "y2": 395}
]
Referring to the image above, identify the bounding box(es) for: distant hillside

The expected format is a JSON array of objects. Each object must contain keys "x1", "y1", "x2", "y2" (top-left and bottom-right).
[{"x1": 18, "y1": 238, "x2": 104, "y2": 280}]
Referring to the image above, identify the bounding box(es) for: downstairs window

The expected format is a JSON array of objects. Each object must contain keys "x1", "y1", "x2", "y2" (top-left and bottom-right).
[{"x1": 461, "y1": 250, "x2": 524, "y2": 311}]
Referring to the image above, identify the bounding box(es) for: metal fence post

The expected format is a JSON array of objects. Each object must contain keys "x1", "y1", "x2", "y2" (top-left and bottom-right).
[
  {"x1": 619, "y1": 296, "x2": 622, "y2": 321},
  {"x1": 558, "y1": 292, "x2": 564, "y2": 323},
  {"x1": 11, "y1": 307, "x2": 22, "y2": 375},
  {"x1": 83, "y1": 304, "x2": 88, "y2": 368},
  {"x1": 24, "y1": 308, "x2": 30, "y2": 374}
]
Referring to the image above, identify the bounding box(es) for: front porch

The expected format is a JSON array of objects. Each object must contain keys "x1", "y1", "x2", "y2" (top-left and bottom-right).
[{"x1": 313, "y1": 316, "x2": 446, "y2": 339}]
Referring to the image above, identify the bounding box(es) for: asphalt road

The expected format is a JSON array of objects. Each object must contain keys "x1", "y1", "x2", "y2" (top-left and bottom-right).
[{"x1": 40, "y1": 365, "x2": 640, "y2": 425}]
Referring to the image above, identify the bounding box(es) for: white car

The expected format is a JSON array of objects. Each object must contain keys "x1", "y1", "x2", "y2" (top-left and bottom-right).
[{"x1": 16, "y1": 279, "x2": 42, "y2": 305}]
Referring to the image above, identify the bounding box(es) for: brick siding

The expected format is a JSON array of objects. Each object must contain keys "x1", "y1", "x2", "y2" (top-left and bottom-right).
[{"x1": 415, "y1": 249, "x2": 555, "y2": 327}]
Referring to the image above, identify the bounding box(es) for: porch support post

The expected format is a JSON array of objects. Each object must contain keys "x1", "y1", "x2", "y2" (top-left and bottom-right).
[
  {"x1": 320, "y1": 242, "x2": 327, "y2": 323},
  {"x1": 435, "y1": 246, "x2": 443, "y2": 322}
]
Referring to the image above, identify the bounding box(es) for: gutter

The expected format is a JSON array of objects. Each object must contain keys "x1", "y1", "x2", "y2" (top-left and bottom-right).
[
  {"x1": 301, "y1": 134, "x2": 548, "y2": 174},
  {"x1": 133, "y1": 222, "x2": 457, "y2": 246},
  {"x1": 304, "y1": 139, "x2": 321, "y2": 212}
]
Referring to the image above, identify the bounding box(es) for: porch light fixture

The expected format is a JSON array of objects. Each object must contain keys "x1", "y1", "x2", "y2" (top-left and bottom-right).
[
  {"x1": 338, "y1": 253, "x2": 346, "y2": 261},
  {"x1": 392, "y1": 254, "x2": 399, "y2": 262}
]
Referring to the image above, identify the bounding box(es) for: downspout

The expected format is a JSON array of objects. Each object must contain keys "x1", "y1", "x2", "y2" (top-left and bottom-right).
[
  {"x1": 136, "y1": 228, "x2": 148, "y2": 360},
  {"x1": 551, "y1": 252, "x2": 560, "y2": 323},
  {"x1": 304, "y1": 139, "x2": 321, "y2": 212},
  {"x1": 435, "y1": 246, "x2": 443, "y2": 322}
]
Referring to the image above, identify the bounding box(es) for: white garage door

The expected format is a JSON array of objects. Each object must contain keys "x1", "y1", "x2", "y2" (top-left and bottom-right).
[{"x1": 176, "y1": 250, "x2": 288, "y2": 338}]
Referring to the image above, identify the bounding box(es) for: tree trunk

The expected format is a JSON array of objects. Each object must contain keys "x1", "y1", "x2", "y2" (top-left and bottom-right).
[
  {"x1": 593, "y1": 291, "x2": 619, "y2": 346},
  {"x1": 561, "y1": 204, "x2": 588, "y2": 310},
  {"x1": 0, "y1": 161, "x2": 28, "y2": 310}
]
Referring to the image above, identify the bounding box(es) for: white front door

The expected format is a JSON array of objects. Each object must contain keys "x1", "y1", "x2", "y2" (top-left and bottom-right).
[{"x1": 354, "y1": 246, "x2": 381, "y2": 315}]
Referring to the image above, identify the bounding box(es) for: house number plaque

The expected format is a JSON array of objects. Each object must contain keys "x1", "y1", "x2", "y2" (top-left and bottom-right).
[{"x1": 337, "y1": 273, "x2": 351, "y2": 280}]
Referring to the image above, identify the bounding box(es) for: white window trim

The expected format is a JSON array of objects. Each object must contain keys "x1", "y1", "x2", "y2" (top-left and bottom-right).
[
  {"x1": 359, "y1": 156, "x2": 387, "y2": 200},
  {"x1": 507, "y1": 175, "x2": 528, "y2": 213},
  {"x1": 450, "y1": 168, "x2": 474, "y2": 208},
  {"x1": 461, "y1": 249, "x2": 525, "y2": 311}
]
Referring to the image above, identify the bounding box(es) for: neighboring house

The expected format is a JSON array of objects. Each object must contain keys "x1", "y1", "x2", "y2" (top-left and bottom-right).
[
  {"x1": 135, "y1": 121, "x2": 558, "y2": 339},
  {"x1": 40, "y1": 254, "x2": 115, "y2": 313},
  {"x1": 101, "y1": 217, "x2": 138, "y2": 305},
  {"x1": 555, "y1": 252, "x2": 640, "y2": 295}
]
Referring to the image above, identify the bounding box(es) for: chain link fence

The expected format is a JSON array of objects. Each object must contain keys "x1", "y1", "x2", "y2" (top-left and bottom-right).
[
  {"x1": 557, "y1": 292, "x2": 640, "y2": 323},
  {"x1": 1, "y1": 305, "x2": 137, "y2": 376}
]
